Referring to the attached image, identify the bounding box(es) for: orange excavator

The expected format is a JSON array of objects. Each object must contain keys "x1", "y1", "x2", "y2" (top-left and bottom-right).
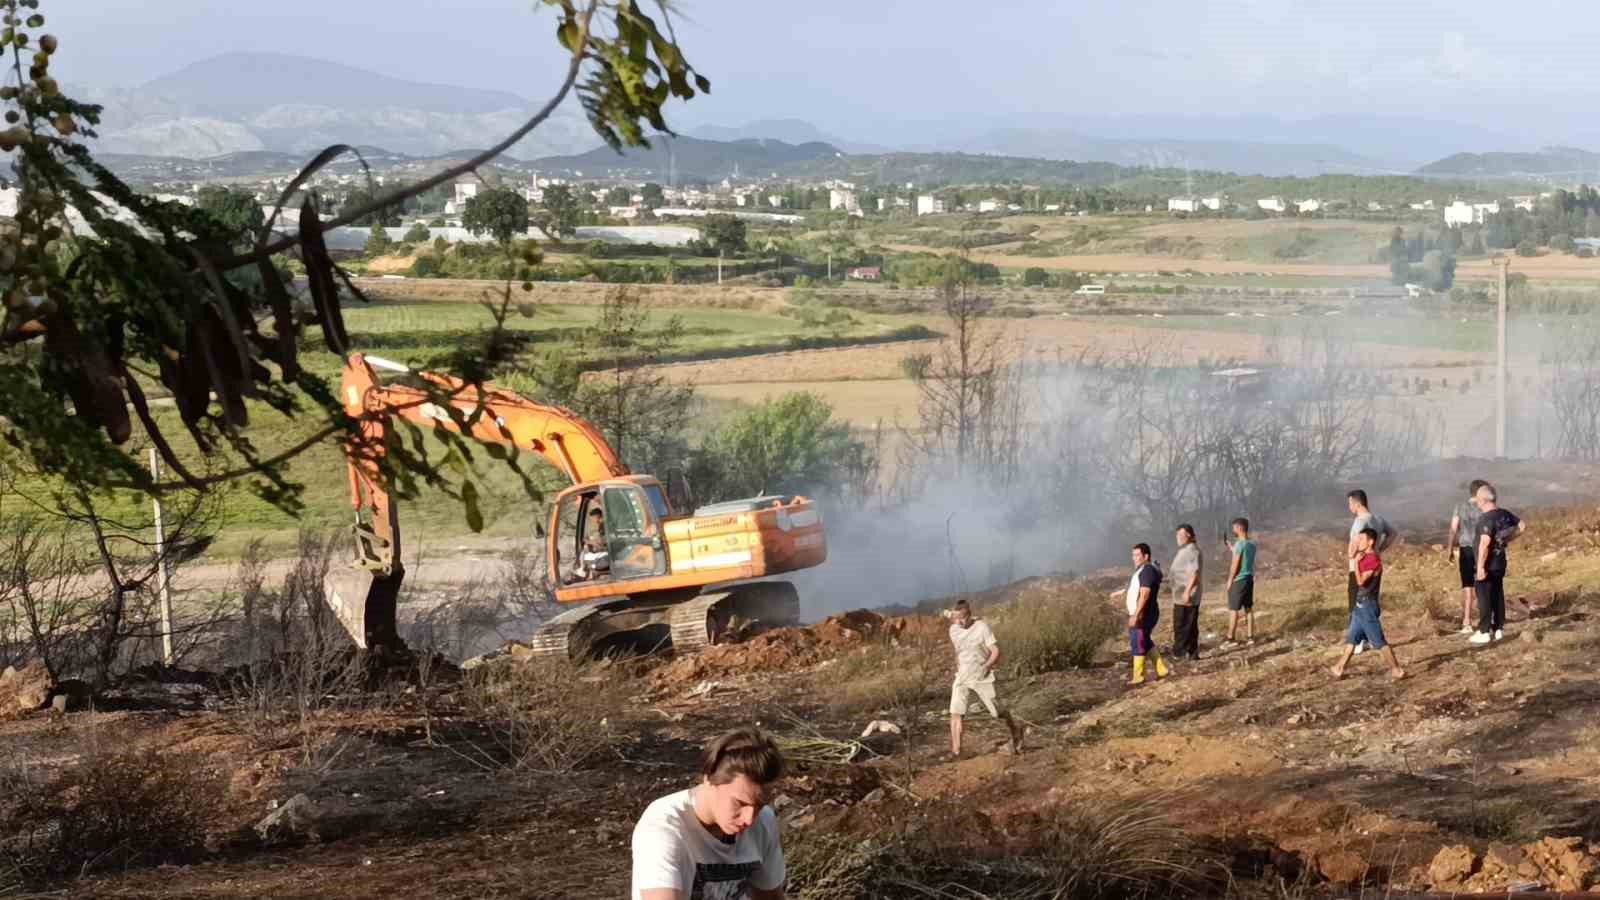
[{"x1": 323, "y1": 352, "x2": 828, "y2": 659}]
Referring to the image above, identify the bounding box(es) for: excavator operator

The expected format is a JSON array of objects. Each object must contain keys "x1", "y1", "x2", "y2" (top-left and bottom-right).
[{"x1": 578, "y1": 506, "x2": 610, "y2": 581}]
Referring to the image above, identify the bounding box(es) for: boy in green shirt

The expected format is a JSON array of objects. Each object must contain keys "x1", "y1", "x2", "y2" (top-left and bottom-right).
[{"x1": 1222, "y1": 517, "x2": 1256, "y2": 646}]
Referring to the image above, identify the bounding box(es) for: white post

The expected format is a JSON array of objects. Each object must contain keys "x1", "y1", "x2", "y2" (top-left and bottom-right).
[
  {"x1": 149, "y1": 449, "x2": 175, "y2": 666},
  {"x1": 1496, "y1": 258, "x2": 1509, "y2": 459},
  {"x1": 717, "y1": 249, "x2": 723, "y2": 285}
]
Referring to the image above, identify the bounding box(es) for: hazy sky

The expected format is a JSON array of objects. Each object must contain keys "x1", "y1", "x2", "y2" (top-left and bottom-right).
[{"x1": 44, "y1": 0, "x2": 1600, "y2": 146}]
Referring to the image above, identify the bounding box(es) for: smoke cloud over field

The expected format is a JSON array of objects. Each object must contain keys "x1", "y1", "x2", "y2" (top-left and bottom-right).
[{"x1": 792, "y1": 330, "x2": 1450, "y2": 620}]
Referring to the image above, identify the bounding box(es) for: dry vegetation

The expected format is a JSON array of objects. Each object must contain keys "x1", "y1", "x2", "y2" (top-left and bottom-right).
[{"x1": 5, "y1": 495, "x2": 1600, "y2": 897}]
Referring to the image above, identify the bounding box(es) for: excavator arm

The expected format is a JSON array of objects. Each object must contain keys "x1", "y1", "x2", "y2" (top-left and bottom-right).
[{"x1": 326, "y1": 352, "x2": 629, "y2": 652}]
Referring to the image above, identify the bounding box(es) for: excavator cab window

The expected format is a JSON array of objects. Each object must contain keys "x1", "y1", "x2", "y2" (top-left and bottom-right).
[
  {"x1": 552, "y1": 493, "x2": 589, "y2": 584},
  {"x1": 601, "y1": 485, "x2": 667, "y2": 580},
  {"x1": 663, "y1": 467, "x2": 694, "y2": 516}
]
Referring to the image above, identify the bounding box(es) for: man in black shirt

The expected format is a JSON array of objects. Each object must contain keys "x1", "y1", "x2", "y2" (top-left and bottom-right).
[
  {"x1": 1126, "y1": 543, "x2": 1170, "y2": 684},
  {"x1": 1470, "y1": 482, "x2": 1525, "y2": 644}
]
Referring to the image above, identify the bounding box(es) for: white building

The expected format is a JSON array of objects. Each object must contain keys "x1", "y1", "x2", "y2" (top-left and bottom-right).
[
  {"x1": 767, "y1": 195, "x2": 784, "y2": 208},
  {"x1": 1201, "y1": 195, "x2": 1224, "y2": 211},
  {"x1": 1444, "y1": 200, "x2": 1501, "y2": 227},
  {"x1": 1296, "y1": 198, "x2": 1323, "y2": 214},
  {"x1": 1167, "y1": 196, "x2": 1201, "y2": 213},
  {"x1": 1257, "y1": 196, "x2": 1286, "y2": 213},
  {"x1": 876, "y1": 197, "x2": 886, "y2": 212},
  {"x1": 1409, "y1": 200, "x2": 1435, "y2": 211},
  {"x1": 608, "y1": 206, "x2": 640, "y2": 219},
  {"x1": 916, "y1": 195, "x2": 947, "y2": 216},
  {"x1": 829, "y1": 188, "x2": 859, "y2": 213},
  {"x1": 1367, "y1": 202, "x2": 1386, "y2": 212},
  {"x1": 1512, "y1": 195, "x2": 1537, "y2": 212},
  {"x1": 978, "y1": 198, "x2": 1001, "y2": 213}
]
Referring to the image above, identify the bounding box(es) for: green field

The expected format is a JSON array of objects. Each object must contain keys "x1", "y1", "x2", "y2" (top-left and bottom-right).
[{"x1": 7, "y1": 297, "x2": 921, "y2": 558}]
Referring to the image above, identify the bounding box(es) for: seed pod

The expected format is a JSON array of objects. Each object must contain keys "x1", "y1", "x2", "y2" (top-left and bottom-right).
[{"x1": 38, "y1": 34, "x2": 54, "y2": 53}]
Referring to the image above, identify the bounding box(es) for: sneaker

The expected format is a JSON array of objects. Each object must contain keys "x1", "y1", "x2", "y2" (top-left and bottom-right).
[
  {"x1": 1469, "y1": 631, "x2": 1492, "y2": 645},
  {"x1": 1352, "y1": 643, "x2": 1366, "y2": 655},
  {"x1": 1493, "y1": 629, "x2": 1504, "y2": 641}
]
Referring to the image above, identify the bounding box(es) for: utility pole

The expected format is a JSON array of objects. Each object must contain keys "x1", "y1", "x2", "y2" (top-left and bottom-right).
[
  {"x1": 717, "y1": 248, "x2": 723, "y2": 285},
  {"x1": 1495, "y1": 257, "x2": 1510, "y2": 459},
  {"x1": 149, "y1": 449, "x2": 174, "y2": 666}
]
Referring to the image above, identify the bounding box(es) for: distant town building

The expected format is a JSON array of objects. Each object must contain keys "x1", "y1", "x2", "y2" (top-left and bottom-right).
[
  {"x1": 608, "y1": 206, "x2": 640, "y2": 219},
  {"x1": 1409, "y1": 200, "x2": 1436, "y2": 211},
  {"x1": 829, "y1": 188, "x2": 859, "y2": 213},
  {"x1": 846, "y1": 266, "x2": 881, "y2": 281},
  {"x1": 768, "y1": 195, "x2": 784, "y2": 208},
  {"x1": 1257, "y1": 196, "x2": 1287, "y2": 213},
  {"x1": 916, "y1": 195, "x2": 946, "y2": 216},
  {"x1": 1444, "y1": 200, "x2": 1500, "y2": 227},
  {"x1": 978, "y1": 198, "x2": 1001, "y2": 213},
  {"x1": 1201, "y1": 195, "x2": 1224, "y2": 211},
  {"x1": 1167, "y1": 196, "x2": 1201, "y2": 213},
  {"x1": 1367, "y1": 201, "x2": 1386, "y2": 212},
  {"x1": 1296, "y1": 198, "x2": 1323, "y2": 214},
  {"x1": 1512, "y1": 195, "x2": 1537, "y2": 212}
]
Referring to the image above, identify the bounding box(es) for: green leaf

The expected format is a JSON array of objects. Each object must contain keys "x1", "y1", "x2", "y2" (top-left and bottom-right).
[{"x1": 462, "y1": 479, "x2": 484, "y2": 532}]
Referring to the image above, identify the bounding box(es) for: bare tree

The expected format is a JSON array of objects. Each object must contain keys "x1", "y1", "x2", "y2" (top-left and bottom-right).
[{"x1": 903, "y1": 273, "x2": 1019, "y2": 479}]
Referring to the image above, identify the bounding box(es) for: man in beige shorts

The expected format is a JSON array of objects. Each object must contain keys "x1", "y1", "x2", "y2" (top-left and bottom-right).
[{"x1": 948, "y1": 599, "x2": 1023, "y2": 758}]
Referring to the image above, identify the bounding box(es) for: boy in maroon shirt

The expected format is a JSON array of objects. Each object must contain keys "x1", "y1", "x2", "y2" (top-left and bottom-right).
[{"x1": 1331, "y1": 527, "x2": 1405, "y2": 680}]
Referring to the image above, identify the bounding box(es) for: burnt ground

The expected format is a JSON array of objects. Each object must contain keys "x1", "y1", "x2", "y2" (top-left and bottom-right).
[{"x1": 8, "y1": 506, "x2": 1600, "y2": 898}]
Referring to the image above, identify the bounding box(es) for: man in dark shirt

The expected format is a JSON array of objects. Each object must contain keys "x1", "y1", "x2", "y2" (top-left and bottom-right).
[
  {"x1": 1470, "y1": 482, "x2": 1525, "y2": 644},
  {"x1": 1126, "y1": 543, "x2": 1170, "y2": 685},
  {"x1": 1447, "y1": 479, "x2": 1489, "y2": 634}
]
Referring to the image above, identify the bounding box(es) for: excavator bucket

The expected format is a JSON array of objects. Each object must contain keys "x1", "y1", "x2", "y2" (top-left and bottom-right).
[{"x1": 324, "y1": 565, "x2": 404, "y2": 653}]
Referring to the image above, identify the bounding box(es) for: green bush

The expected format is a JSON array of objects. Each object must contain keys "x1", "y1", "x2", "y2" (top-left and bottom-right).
[{"x1": 992, "y1": 586, "x2": 1119, "y2": 676}]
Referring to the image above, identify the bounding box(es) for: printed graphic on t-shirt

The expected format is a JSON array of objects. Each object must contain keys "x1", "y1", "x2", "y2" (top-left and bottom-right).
[{"x1": 691, "y1": 861, "x2": 762, "y2": 899}]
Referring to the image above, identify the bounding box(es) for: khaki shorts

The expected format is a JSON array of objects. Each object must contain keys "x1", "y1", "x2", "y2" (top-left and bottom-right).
[{"x1": 950, "y1": 682, "x2": 1001, "y2": 717}]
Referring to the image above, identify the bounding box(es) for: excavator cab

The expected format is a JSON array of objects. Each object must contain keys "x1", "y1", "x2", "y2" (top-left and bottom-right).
[{"x1": 551, "y1": 480, "x2": 669, "y2": 586}]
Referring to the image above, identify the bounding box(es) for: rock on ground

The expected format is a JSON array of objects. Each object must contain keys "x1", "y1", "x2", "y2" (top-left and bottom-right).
[{"x1": 0, "y1": 661, "x2": 54, "y2": 719}]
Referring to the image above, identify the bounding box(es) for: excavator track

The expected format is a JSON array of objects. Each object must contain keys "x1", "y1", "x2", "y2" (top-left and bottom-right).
[
  {"x1": 668, "y1": 581, "x2": 801, "y2": 653},
  {"x1": 527, "y1": 599, "x2": 632, "y2": 658}
]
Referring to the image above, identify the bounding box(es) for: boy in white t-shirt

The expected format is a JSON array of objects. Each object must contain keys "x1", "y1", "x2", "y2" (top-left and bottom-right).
[
  {"x1": 948, "y1": 599, "x2": 1024, "y2": 758},
  {"x1": 631, "y1": 728, "x2": 788, "y2": 900}
]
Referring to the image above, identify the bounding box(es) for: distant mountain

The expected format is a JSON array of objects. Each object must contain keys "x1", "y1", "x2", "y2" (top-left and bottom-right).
[
  {"x1": 141, "y1": 53, "x2": 528, "y2": 118},
  {"x1": 80, "y1": 53, "x2": 596, "y2": 160},
  {"x1": 921, "y1": 128, "x2": 1399, "y2": 178},
  {"x1": 688, "y1": 118, "x2": 887, "y2": 154},
  {"x1": 531, "y1": 136, "x2": 843, "y2": 180},
  {"x1": 1416, "y1": 146, "x2": 1600, "y2": 179}
]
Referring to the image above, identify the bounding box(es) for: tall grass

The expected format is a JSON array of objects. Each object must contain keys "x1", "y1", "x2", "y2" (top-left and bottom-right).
[
  {"x1": 993, "y1": 586, "x2": 1120, "y2": 677},
  {"x1": 458, "y1": 655, "x2": 623, "y2": 773},
  {"x1": 786, "y1": 794, "x2": 1223, "y2": 899}
]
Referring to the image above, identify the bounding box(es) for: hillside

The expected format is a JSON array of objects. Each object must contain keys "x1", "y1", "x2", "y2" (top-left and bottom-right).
[
  {"x1": 82, "y1": 53, "x2": 596, "y2": 159},
  {"x1": 1417, "y1": 146, "x2": 1600, "y2": 179},
  {"x1": 530, "y1": 135, "x2": 843, "y2": 179},
  {"x1": 9, "y1": 467, "x2": 1600, "y2": 898},
  {"x1": 938, "y1": 127, "x2": 1403, "y2": 178}
]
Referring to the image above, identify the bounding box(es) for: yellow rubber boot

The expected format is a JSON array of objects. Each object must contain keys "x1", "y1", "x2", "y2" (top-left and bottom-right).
[
  {"x1": 1130, "y1": 655, "x2": 1146, "y2": 685},
  {"x1": 1152, "y1": 649, "x2": 1170, "y2": 679}
]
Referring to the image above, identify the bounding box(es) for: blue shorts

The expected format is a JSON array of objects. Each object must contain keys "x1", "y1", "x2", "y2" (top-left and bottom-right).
[{"x1": 1344, "y1": 603, "x2": 1387, "y2": 650}]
